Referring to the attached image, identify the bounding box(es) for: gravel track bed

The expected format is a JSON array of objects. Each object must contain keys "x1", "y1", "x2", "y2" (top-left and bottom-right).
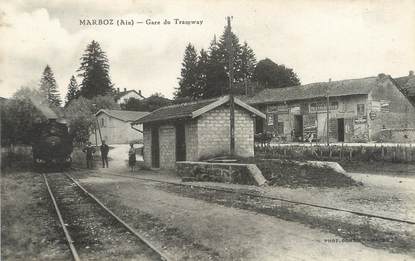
[
  {"x1": 79, "y1": 181, "x2": 221, "y2": 261},
  {"x1": 46, "y1": 174, "x2": 162, "y2": 260}
]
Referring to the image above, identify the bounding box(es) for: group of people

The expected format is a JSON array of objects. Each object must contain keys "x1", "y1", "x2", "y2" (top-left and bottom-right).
[{"x1": 82, "y1": 141, "x2": 137, "y2": 171}]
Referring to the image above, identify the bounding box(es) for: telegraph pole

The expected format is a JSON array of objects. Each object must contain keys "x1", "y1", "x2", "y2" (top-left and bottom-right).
[{"x1": 227, "y1": 16, "x2": 235, "y2": 155}]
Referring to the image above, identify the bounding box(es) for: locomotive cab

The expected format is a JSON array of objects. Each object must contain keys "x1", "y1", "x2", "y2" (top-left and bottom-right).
[{"x1": 32, "y1": 119, "x2": 73, "y2": 171}]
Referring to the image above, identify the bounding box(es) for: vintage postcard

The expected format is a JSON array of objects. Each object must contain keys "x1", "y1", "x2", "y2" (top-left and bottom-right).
[{"x1": 1, "y1": 0, "x2": 414, "y2": 260}]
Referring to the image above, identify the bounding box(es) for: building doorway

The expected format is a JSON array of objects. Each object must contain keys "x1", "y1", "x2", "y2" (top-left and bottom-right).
[
  {"x1": 175, "y1": 122, "x2": 186, "y2": 161},
  {"x1": 294, "y1": 115, "x2": 303, "y2": 141},
  {"x1": 151, "y1": 127, "x2": 160, "y2": 168},
  {"x1": 255, "y1": 117, "x2": 264, "y2": 134},
  {"x1": 337, "y1": 118, "x2": 345, "y2": 142}
]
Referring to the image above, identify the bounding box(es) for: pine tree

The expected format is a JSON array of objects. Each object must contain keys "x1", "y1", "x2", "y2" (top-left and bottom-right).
[
  {"x1": 240, "y1": 41, "x2": 257, "y2": 81},
  {"x1": 175, "y1": 43, "x2": 199, "y2": 100},
  {"x1": 218, "y1": 25, "x2": 243, "y2": 89},
  {"x1": 39, "y1": 65, "x2": 61, "y2": 106},
  {"x1": 77, "y1": 40, "x2": 113, "y2": 99},
  {"x1": 205, "y1": 36, "x2": 228, "y2": 98},
  {"x1": 65, "y1": 75, "x2": 79, "y2": 106},
  {"x1": 195, "y1": 49, "x2": 209, "y2": 99}
]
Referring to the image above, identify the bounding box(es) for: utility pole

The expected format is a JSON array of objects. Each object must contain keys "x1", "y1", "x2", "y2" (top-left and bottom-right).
[
  {"x1": 227, "y1": 16, "x2": 235, "y2": 156},
  {"x1": 326, "y1": 79, "x2": 331, "y2": 146}
]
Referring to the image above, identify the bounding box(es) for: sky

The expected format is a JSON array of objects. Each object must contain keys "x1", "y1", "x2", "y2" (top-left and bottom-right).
[{"x1": 1, "y1": 0, "x2": 414, "y2": 100}]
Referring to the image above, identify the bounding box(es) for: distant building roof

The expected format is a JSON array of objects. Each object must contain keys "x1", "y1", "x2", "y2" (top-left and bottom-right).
[
  {"x1": 240, "y1": 76, "x2": 380, "y2": 105},
  {"x1": 134, "y1": 95, "x2": 265, "y2": 124},
  {"x1": 114, "y1": 90, "x2": 145, "y2": 101},
  {"x1": 96, "y1": 109, "x2": 149, "y2": 122}
]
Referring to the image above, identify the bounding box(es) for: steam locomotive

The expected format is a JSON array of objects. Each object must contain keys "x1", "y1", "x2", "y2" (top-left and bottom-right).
[{"x1": 32, "y1": 119, "x2": 73, "y2": 170}]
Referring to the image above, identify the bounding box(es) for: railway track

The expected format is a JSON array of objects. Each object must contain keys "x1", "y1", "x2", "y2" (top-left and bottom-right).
[
  {"x1": 101, "y1": 172, "x2": 415, "y2": 225},
  {"x1": 43, "y1": 173, "x2": 170, "y2": 261}
]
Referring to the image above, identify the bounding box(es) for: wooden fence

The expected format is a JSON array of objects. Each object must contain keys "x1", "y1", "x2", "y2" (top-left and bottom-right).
[{"x1": 255, "y1": 144, "x2": 415, "y2": 163}]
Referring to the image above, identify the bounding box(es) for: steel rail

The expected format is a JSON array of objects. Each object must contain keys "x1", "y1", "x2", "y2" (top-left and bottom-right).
[
  {"x1": 42, "y1": 174, "x2": 81, "y2": 261},
  {"x1": 102, "y1": 172, "x2": 415, "y2": 225},
  {"x1": 65, "y1": 173, "x2": 171, "y2": 261}
]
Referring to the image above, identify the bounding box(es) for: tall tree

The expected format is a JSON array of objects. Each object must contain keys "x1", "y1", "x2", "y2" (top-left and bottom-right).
[
  {"x1": 195, "y1": 49, "x2": 209, "y2": 99},
  {"x1": 253, "y1": 58, "x2": 301, "y2": 88},
  {"x1": 204, "y1": 36, "x2": 228, "y2": 98},
  {"x1": 65, "y1": 75, "x2": 79, "y2": 106},
  {"x1": 77, "y1": 40, "x2": 113, "y2": 99},
  {"x1": 240, "y1": 41, "x2": 257, "y2": 82},
  {"x1": 217, "y1": 25, "x2": 243, "y2": 88},
  {"x1": 39, "y1": 65, "x2": 61, "y2": 106},
  {"x1": 175, "y1": 43, "x2": 199, "y2": 100}
]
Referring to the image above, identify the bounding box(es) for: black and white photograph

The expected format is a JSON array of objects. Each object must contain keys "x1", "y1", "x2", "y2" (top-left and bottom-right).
[{"x1": 1, "y1": 0, "x2": 414, "y2": 260}]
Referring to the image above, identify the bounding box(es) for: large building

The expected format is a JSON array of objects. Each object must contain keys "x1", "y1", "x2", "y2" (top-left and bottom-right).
[
  {"x1": 242, "y1": 73, "x2": 415, "y2": 143},
  {"x1": 92, "y1": 109, "x2": 149, "y2": 144},
  {"x1": 133, "y1": 96, "x2": 265, "y2": 169}
]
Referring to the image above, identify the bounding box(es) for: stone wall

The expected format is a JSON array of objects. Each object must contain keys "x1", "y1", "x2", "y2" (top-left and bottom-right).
[
  {"x1": 185, "y1": 120, "x2": 198, "y2": 161},
  {"x1": 159, "y1": 124, "x2": 176, "y2": 169},
  {"x1": 176, "y1": 161, "x2": 257, "y2": 185},
  {"x1": 142, "y1": 125, "x2": 152, "y2": 167},
  {"x1": 234, "y1": 109, "x2": 255, "y2": 157},
  {"x1": 197, "y1": 105, "x2": 255, "y2": 159}
]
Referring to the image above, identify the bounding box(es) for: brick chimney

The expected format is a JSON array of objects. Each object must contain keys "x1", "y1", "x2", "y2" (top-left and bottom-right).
[{"x1": 410, "y1": 70, "x2": 414, "y2": 76}]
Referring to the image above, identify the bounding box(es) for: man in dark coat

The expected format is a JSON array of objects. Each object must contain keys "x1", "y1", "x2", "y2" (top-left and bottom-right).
[
  {"x1": 100, "y1": 140, "x2": 109, "y2": 168},
  {"x1": 82, "y1": 141, "x2": 96, "y2": 169}
]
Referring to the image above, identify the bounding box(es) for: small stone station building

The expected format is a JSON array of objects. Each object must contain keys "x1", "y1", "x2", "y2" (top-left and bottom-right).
[{"x1": 133, "y1": 95, "x2": 266, "y2": 169}]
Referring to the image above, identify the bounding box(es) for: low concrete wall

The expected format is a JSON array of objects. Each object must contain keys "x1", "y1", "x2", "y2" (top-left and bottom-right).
[{"x1": 176, "y1": 161, "x2": 266, "y2": 186}]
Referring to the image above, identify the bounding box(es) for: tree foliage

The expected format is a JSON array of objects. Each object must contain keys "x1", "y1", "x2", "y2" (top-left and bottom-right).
[
  {"x1": 175, "y1": 26, "x2": 258, "y2": 100},
  {"x1": 64, "y1": 95, "x2": 119, "y2": 143},
  {"x1": 121, "y1": 93, "x2": 172, "y2": 112},
  {"x1": 65, "y1": 75, "x2": 79, "y2": 106},
  {"x1": 253, "y1": 58, "x2": 301, "y2": 88},
  {"x1": 175, "y1": 43, "x2": 199, "y2": 99},
  {"x1": 39, "y1": 65, "x2": 62, "y2": 106},
  {"x1": 1, "y1": 87, "x2": 47, "y2": 146},
  {"x1": 77, "y1": 40, "x2": 113, "y2": 99}
]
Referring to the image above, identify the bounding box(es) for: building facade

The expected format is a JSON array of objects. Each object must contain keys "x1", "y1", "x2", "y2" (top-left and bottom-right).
[
  {"x1": 134, "y1": 96, "x2": 265, "y2": 169},
  {"x1": 243, "y1": 74, "x2": 415, "y2": 143},
  {"x1": 91, "y1": 109, "x2": 149, "y2": 144},
  {"x1": 114, "y1": 88, "x2": 145, "y2": 104}
]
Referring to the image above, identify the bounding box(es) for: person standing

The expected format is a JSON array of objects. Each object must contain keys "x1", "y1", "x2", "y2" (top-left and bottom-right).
[
  {"x1": 82, "y1": 141, "x2": 96, "y2": 169},
  {"x1": 128, "y1": 143, "x2": 136, "y2": 172},
  {"x1": 100, "y1": 140, "x2": 109, "y2": 168}
]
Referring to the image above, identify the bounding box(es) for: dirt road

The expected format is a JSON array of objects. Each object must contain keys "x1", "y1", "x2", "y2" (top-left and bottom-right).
[{"x1": 78, "y1": 172, "x2": 413, "y2": 261}]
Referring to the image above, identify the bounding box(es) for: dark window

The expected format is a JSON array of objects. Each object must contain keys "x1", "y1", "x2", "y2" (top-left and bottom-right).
[{"x1": 357, "y1": 104, "x2": 365, "y2": 116}]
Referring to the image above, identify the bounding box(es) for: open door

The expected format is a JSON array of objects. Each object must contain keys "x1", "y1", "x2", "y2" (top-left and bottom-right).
[
  {"x1": 337, "y1": 118, "x2": 345, "y2": 142},
  {"x1": 151, "y1": 127, "x2": 160, "y2": 168},
  {"x1": 294, "y1": 115, "x2": 303, "y2": 141},
  {"x1": 175, "y1": 122, "x2": 186, "y2": 161}
]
